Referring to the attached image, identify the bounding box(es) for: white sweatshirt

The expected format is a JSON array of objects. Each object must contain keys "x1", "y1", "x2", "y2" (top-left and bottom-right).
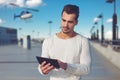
[{"x1": 38, "y1": 34, "x2": 91, "y2": 80}]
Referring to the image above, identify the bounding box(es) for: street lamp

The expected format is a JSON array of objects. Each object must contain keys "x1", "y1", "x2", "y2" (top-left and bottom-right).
[
  {"x1": 90, "y1": 26, "x2": 95, "y2": 40},
  {"x1": 19, "y1": 28, "x2": 22, "y2": 39},
  {"x1": 32, "y1": 30, "x2": 35, "y2": 39},
  {"x1": 94, "y1": 22, "x2": 99, "y2": 40},
  {"x1": 97, "y1": 13, "x2": 104, "y2": 42},
  {"x1": 38, "y1": 32, "x2": 40, "y2": 39},
  {"x1": 106, "y1": 0, "x2": 118, "y2": 40},
  {"x1": 48, "y1": 21, "x2": 53, "y2": 36}
]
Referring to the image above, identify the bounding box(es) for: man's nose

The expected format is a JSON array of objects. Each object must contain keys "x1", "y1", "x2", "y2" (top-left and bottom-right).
[{"x1": 64, "y1": 22, "x2": 68, "y2": 27}]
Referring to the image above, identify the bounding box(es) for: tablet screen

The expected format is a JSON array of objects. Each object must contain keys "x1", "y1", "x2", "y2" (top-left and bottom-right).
[{"x1": 36, "y1": 56, "x2": 60, "y2": 69}]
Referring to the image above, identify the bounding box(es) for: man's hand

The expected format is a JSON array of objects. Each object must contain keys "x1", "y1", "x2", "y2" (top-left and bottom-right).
[
  {"x1": 40, "y1": 61, "x2": 55, "y2": 75},
  {"x1": 58, "y1": 60, "x2": 67, "y2": 70}
]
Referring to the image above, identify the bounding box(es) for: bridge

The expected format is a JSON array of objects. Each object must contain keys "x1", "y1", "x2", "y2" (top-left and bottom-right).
[{"x1": 0, "y1": 42, "x2": 120, "y2": 80}]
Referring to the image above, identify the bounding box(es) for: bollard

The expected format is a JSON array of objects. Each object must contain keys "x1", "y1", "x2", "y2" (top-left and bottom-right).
[{"x1": 23, "y1": 35, "x2": 31, "y2": 49}]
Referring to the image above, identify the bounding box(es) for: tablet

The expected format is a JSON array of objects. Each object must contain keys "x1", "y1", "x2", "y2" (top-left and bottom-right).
[{"x1": 36, "y1": 56, "x2": 60, "y2": 69}]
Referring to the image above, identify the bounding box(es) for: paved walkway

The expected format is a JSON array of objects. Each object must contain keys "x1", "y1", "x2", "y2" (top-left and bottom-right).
[
  {"x1": 0, "y1": 43, "x2": 49, "y2": 80},
  {"x1": 0, "y1": 43, "x2": 120, "y2": 80},
  {"x1": 82, "y1": 46, "x2": 120, "y2": 80}
]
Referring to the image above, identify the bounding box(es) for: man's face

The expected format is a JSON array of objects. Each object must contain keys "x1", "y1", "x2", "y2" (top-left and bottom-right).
[{"x1": 61, "y1": 11, "x2": 78, "y2": 34}]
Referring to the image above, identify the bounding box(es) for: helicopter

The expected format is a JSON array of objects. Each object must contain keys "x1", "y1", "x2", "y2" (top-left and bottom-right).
[
  {"x1": 9, "y1": 3, "x2": 39, "y2": 20},
  {"x1": 14, "y1": 10, "x2": 33, "y2": 20}
]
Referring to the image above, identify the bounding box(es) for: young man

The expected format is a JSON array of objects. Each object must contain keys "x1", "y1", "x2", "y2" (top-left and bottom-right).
[{"x1": 38, "y1": 4, "x2": 91, "y2": 80}]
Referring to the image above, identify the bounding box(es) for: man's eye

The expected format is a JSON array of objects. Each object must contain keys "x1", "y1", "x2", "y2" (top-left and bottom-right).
[
  {"x1": 68, "y1": 21, "x2": 73, "y2": 23},
  {"x1": 68, "y1": 21, "x2": 74, "y2": 24},
  {"x1": 62, "y1": 19, "x2": 66, "y2": 22}
]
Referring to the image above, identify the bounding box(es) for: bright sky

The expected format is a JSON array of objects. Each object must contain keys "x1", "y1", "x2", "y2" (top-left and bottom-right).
[{"x1": 0, "y1": 0, "x2": 120, "y2": 40}]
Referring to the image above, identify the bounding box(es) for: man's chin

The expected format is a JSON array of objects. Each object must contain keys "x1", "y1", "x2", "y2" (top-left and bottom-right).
[{"x1": 62, "y1": 31, "x2": 70, "y2": 34}]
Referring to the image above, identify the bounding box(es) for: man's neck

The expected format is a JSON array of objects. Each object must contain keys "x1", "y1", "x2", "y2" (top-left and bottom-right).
[{"x1": 57, "y1": 31, "x2": 77, "y2": 39}]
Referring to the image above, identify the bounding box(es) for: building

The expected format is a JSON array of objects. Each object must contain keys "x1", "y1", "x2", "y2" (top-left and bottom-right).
[{"x1": 0, "y1": 26, "x2": 17, "y2": 45}]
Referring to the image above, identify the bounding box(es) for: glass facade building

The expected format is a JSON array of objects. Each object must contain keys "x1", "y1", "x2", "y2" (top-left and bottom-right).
[{"x1": 0, "y1": 26, "x2": 17, "y2": 45}]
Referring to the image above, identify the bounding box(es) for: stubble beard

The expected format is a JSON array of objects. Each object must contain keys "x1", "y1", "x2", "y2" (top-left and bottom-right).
[
  {"x1": 62, "y1": 30, "x2": 70, "y2": 34},
  {"x1": 62, "y1": 27, "x2": 70, "y2": 34}
]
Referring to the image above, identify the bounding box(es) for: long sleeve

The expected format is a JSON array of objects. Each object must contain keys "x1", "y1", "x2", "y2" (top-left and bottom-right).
[
  {"x1": 38, "y1": 38, "x2": 50, "y2": 75},
  {"x1": 38, "y1": 34, "x2": 92, "y2": 80},
  {"x1": 65, "y1": 39, "x2": 91, "y2": 76}
]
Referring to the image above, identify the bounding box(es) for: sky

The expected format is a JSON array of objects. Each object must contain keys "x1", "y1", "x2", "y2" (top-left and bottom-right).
[{"x1": 0, "y1": 0, "x2": 120, "y2": 40}]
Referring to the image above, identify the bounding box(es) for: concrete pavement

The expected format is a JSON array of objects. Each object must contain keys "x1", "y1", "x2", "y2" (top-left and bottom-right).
[
  {"x1": 82, "y1": 46, "x2": 120, "y2": 80},
  {"x1": 0, "y1": 43, "x2": 120, "y2": 80},
  {"x1": 0, "y1": 43, "x2": 49, "y2": 80}
]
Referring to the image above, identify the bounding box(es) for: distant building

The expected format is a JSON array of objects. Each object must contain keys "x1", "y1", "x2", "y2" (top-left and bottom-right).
[{"x1": 0, "y1": 26, "x2": 17, "y2": 45}]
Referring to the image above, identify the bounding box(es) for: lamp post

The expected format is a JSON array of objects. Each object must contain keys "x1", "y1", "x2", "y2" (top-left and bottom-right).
[
  {"x1": 38, "y1": 32, "x2": 40, "y2": 39},
  {"x1": 19, "y1": 28, "x2": 22, "y2": 39},
  {"x1": 101, "y1": 24, "x2": 104, "y2": 42},
  {"x1": 90, "y1": 26, "x2": 95, "y2": 40},
  {"x1": 106, "y1": 0, "x2": 117, "y2": 40},
  {"x1": 32, "y1": 30, "x2": 35, "y2": 39},
  {"x1": 98, "y1": 13, "x2": 104, "y2": 42},
  {"x1": 48, "y1": 21, "x2": 53, "y2": 36},
  {"x1": 94, "y1": 22, "x2": 99, "y2": 40}
]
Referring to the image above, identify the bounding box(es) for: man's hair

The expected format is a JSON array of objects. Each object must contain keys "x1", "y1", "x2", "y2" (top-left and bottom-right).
[{"x1": 61, "y1": 4, "x2": 79, "y2": 20}]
